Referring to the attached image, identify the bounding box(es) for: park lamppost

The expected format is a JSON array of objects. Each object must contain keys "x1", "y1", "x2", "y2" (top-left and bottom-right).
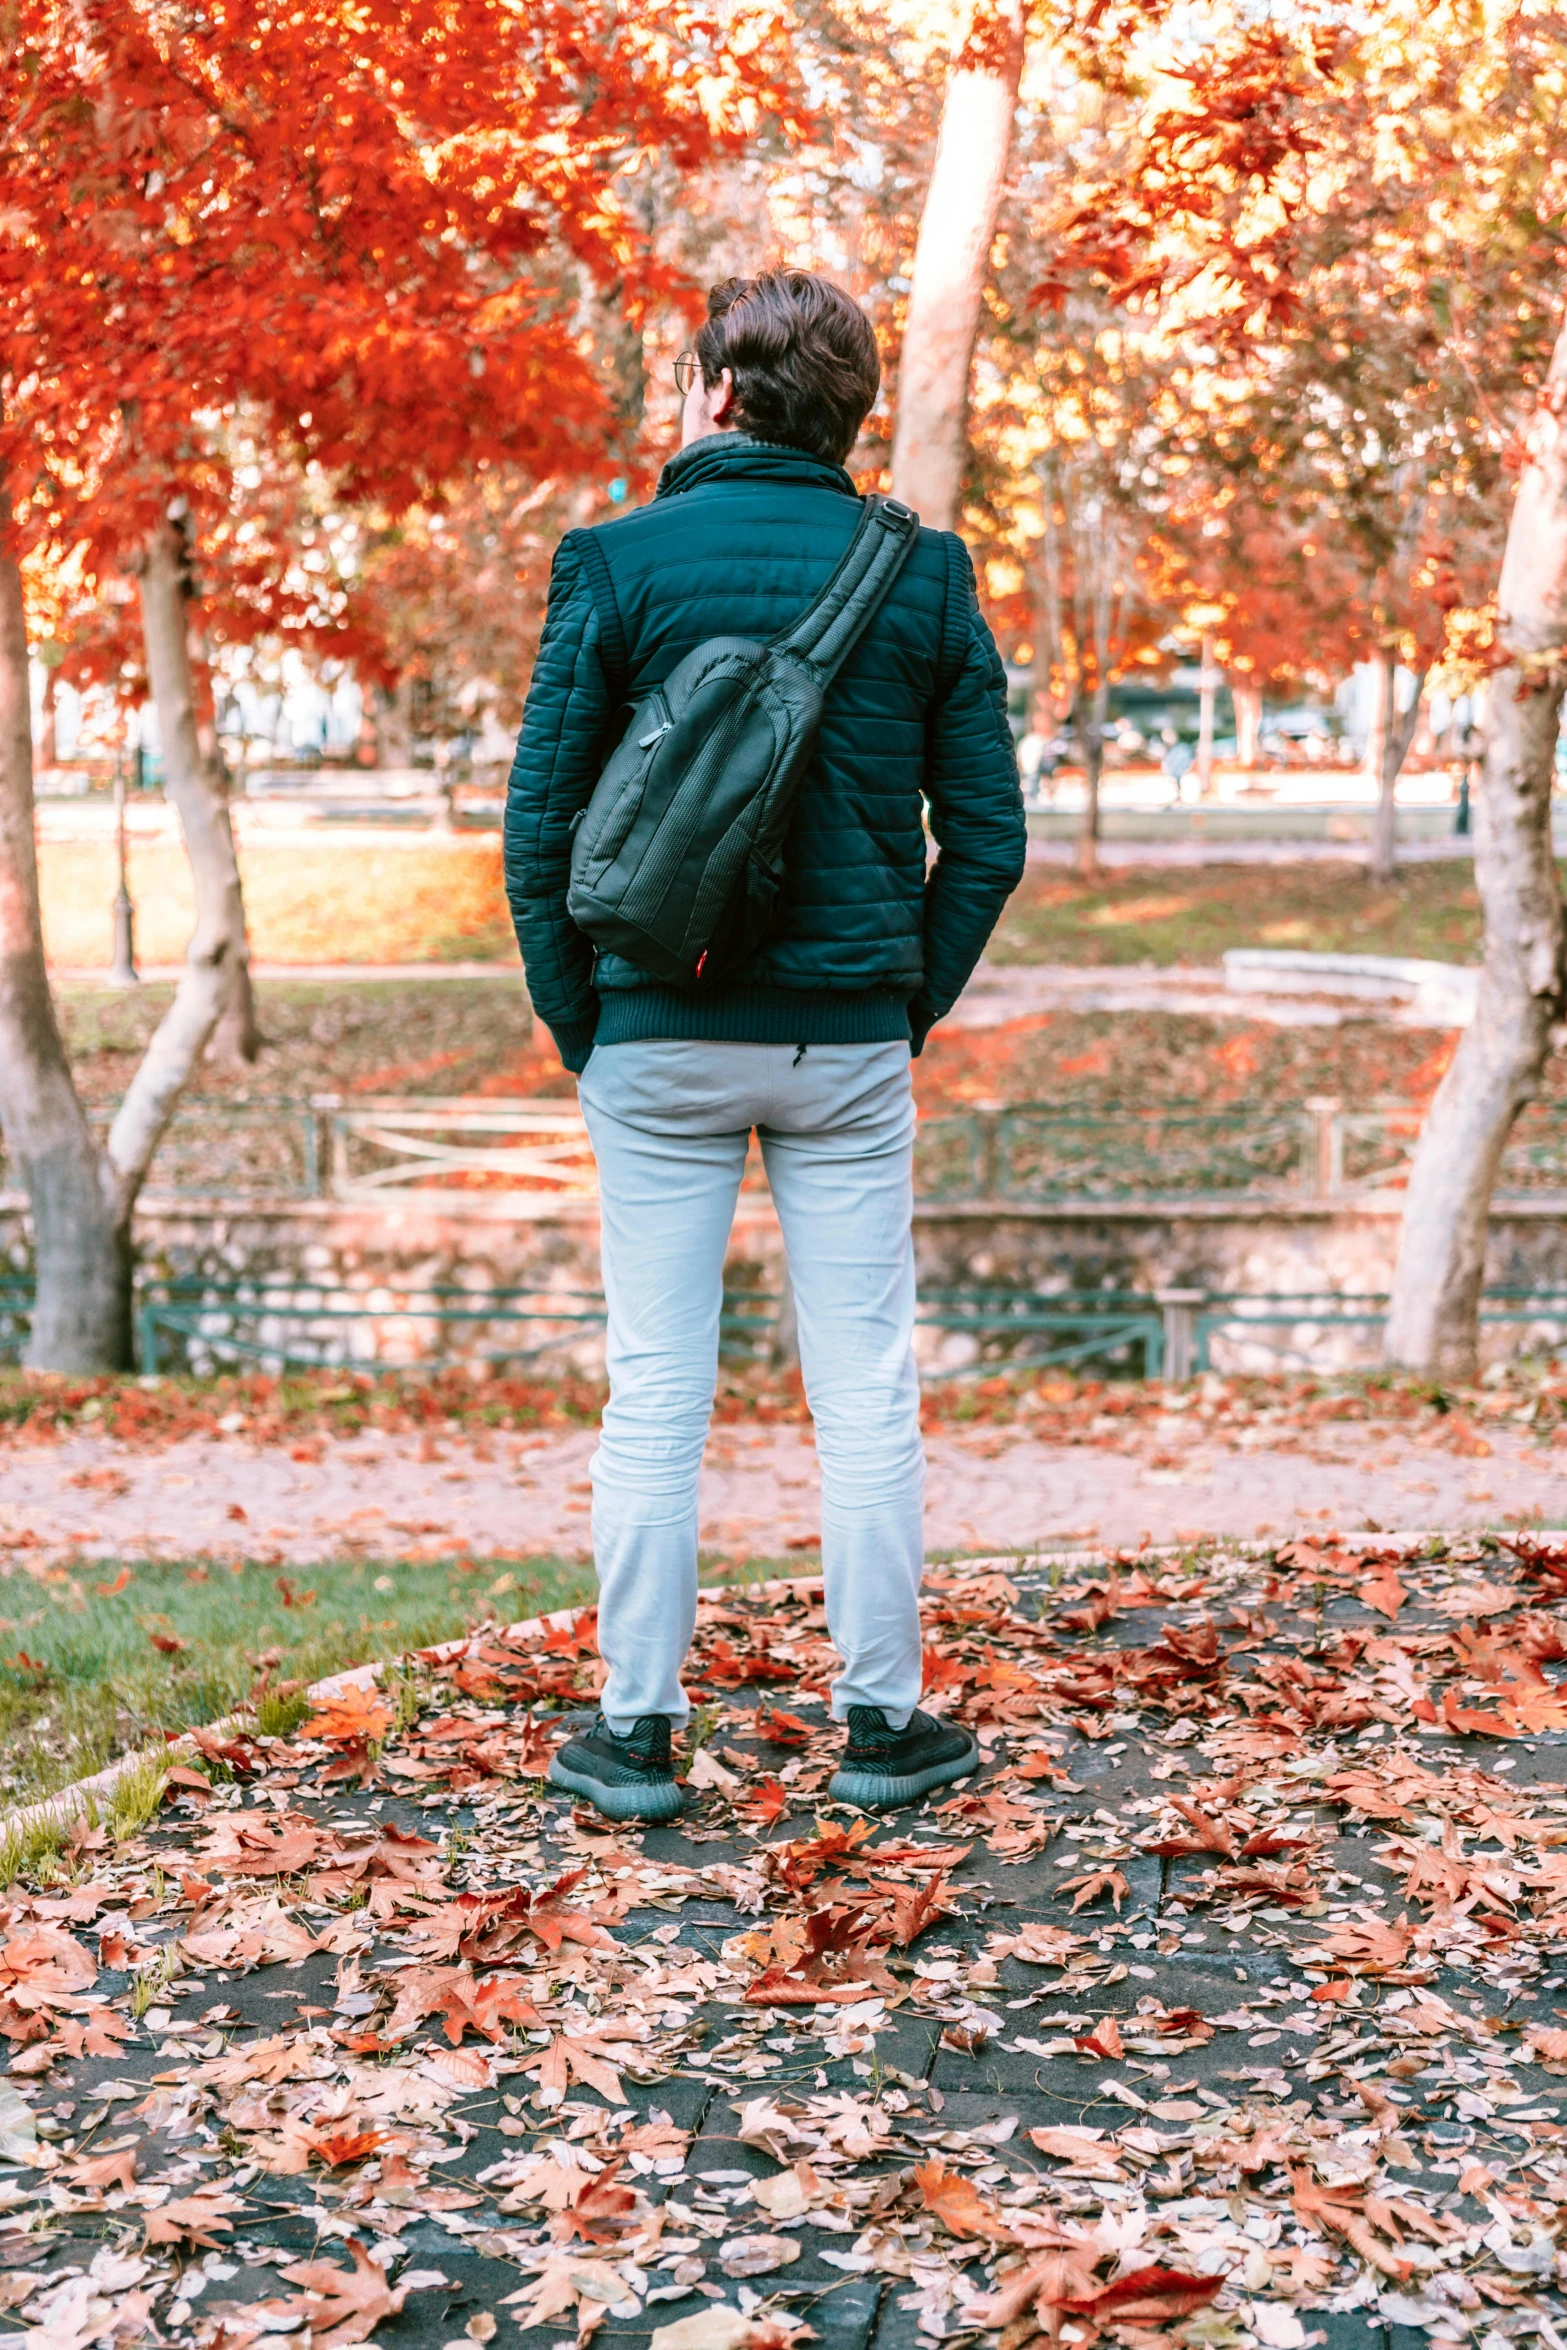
[{"x1": 109, "y1": 738, "x2": 139, "y2": 987}]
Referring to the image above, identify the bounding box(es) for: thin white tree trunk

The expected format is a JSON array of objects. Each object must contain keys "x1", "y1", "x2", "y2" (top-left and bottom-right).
[
  {"x1": 890, "y1": 0, "x2": 1025, "y2": 530},
  {"x1": 190, "y1": 617, "x2": 260, "y2": 1063},
  {"x1": 1196, "y1": 633, "x2": 1216, "y2": 795},
  {"x1": 1383, "y1": 320, "x2": 1567, "y2": 1375},
  {"x1": 1233, "y1": 682, "x2": 1263, "y2": 770},
  {"x1": 1362, "y1": 653, "x2": 1389, "y2": 793},
  {"x1": 1077, "y1": 678, "x2": 1106, "y2": 881},
  {"x1": 0, "y1": 525, "x2": 131, "y2": 1369},
  {"x1": 108, "y1": 517, "x2": 248, "y2": 1191},
  {"x1": 1369, "y1": 651, "x2": 1427, "y2": 882}
]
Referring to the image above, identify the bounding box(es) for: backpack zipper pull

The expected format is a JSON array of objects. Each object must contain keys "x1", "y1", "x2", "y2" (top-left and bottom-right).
[{"x1": 638, "y1": 719, "x2": 672, "y2": 748}]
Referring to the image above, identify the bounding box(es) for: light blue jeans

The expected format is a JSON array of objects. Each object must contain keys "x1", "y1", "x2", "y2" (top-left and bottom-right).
[{"x1": 577, "y1": 1039, "x2": 924, "y2": 1735}]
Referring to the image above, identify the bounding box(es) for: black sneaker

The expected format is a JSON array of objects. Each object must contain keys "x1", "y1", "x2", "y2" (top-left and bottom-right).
[
  {"x1": 548, "y1": 1713, "x2": 684, "y2": 1822},
  {"x1": 828, "y1": 1706, "x2": 979, "y2": 1811}
]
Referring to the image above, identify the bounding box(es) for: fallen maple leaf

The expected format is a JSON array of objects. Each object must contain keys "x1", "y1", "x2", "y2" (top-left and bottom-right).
[
  {"x1": 556, "y1": 2152, "x2": 642, "y2": 2245},
  {"x1": 1168, "y1": 1794, "x2": 1237, "y2": 1854},
  {"x1": 1052, "y1": 2265, "x2": 1224, "y2": 2323},
  {"x1": 508, "y1": 2252, "x2": 626, "y2": 2331},
  {"x1": 879, "y1": 1870, "x2": 954, "y2": 1947},
  {"x1": 1057, "y1": 1866, "x2": 1129, "y2": 1913},
  {"x1": 1359, "y1": 1566, "x2": 1409, "y2": 1618},
  {"x1": 304, "y1": 1685, "x2": 394, "y2": 1746},
  {"x1": 1072, "y1": 2016, "x2": 1123, "y2": 2060},
  {"x1": 520, "y1": 2030, "x2": 624, "y2": 2103},
  {"x1": 912, "y1": 2158, "x2": 1015, "y2": 2241},
  {"x1": 0, "y1": 1926, "x2": 96, "y2": 1994},
  {"x1": 738, "y1": 1775, "x2": 791, "y2": 1825},
  {"x1": 1002, "y1": 1920, "x2": 1086, "y2": 1966},
  {"x1": 1319, "y1": 1916, "x2": 1413, "y2": 1974},
  {"x1": 753, "y1": 1705, "x2": 812, "y2": 1745},
  {"x1": 63, "y1": 2139, "x2": 139, "y2": 2192},
  {"x1": 1289, "y1": 2166, "x2": 1414, "y2": 2278},
  {"x1": 1027, "y1": 2126, "x2": 1126, "y2": 2179},
  {"x1": 276, "y1": 2239, "x2": 414, "y2": 2349},
  {"x1": 310, "y1": 2128, "x2": 389, "y2": 2169},
  {"x1": 144, "y1": 2190, "x2": 244, "y2": 2249}
]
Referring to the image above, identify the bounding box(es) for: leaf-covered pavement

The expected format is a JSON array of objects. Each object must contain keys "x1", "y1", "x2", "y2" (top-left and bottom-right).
[{"x1": 5, "y1": 1537, "x2": 1567, "y2": 2350}]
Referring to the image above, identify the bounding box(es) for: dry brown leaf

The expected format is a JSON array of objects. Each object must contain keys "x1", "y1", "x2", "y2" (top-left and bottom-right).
[
  {"x1": 275, "y1": 2239, "x2": 413, "y2": 2349},
  {"x1": 143, "y1": 2191, "x2": 244, "y2": 2249},
  {"x1": 912, "y1": 2158, "x2": 1016, "y2": 2241}
]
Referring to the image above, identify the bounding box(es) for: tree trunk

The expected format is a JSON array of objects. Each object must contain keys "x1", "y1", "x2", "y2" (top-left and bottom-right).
[
  {"x1": 0, "y1": 529, "x2": 131, "y2": 1369},
  {"x1": 1382, "y1": 319, "x2": 1567, "y2": 1376},
  {"x1": 1368, "y1": 651, "x2": 1427, "y2": 882},
  {"x1": 1234, "y1": 681, "x2": 1263, "y2": 770},
  {"x1": 1196, "y1": 633, "x2": 1217, "y2": 796},
  {"x1": 375, "y1": 678, "x2": 416, "y2": 769},
  {"x1": 108, "y1": 518, "x2": 249, "y2": 1191},
  {"x1": 890, "y1": 0, "x2": 1025, "y2": 530},
  {"x1": 1076, "y1": 682, "x2": 1106, "y2": 880},
  {"x1": 199, "y1": 707, "x2": 261, "y2": 1065},
  {"x1": 38, "y1": 663, "x2": 57, "y2": 771},
  {"x1": 212, "y1": 957, "x2": 261, "y2": 1064}
]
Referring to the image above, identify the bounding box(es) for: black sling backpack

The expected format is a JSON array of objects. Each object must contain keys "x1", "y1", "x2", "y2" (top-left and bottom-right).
[{"x1": 566, "y1": 493, "x2": 918, "y2": 988}]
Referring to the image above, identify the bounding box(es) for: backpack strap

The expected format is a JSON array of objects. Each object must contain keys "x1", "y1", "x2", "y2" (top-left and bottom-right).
[
  {"x1": 935, "y1": 532, "x2": 974, "y2": 699},
  {"x1": 563, "y1": 526, "x2": 629, "y2": 706},
  {"x1": 771, "y1": 495, "x2": 919, "y2": 681}
]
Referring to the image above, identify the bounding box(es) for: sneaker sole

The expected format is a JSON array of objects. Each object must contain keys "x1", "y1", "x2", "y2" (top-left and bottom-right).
[
  {"x1": 827, "y1": 1747, "x2": 978, "y2": 1811},
  {"x1": 548, "y1": 1754, "x2": 685, "y2": 1822}
]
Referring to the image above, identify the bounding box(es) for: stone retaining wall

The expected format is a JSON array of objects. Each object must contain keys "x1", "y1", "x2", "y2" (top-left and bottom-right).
[{"x1": 8, "y1": 1189, "x2": 1567, "y2": 1375}]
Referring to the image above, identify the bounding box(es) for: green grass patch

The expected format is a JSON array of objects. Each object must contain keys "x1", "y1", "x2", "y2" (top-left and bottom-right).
[
  {"x1": 990, "y1": 860, "x2": 1495, "y2": 968},
  {"x1": 0, "y1": 1546, "x2": 824, "y2": 1820},
  {"x1": 0, "y1": 1550, "x2": 594, "y2": 1816}
]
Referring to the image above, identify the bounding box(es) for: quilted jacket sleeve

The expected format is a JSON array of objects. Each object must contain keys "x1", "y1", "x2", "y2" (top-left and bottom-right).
[
  {"x1": 909, "y1": 544, "x2": 1027, "y2": 1052},
  {"x1": 503, "y1": 539, "x2": 614, "y2": 1073}
]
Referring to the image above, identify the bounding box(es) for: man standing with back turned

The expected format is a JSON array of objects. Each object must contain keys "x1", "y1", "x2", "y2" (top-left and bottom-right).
[{"x1": 505, "y1": 270, "x2": 1026, "y2": 1822}]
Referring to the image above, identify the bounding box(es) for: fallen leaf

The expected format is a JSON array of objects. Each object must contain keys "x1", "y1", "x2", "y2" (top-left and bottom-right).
[
  {"x1": 1072, "y1": 2016, "x2": 1123, "y2": 2060},
  {"x1": 304, "y1": 1685, "x2": 395, "y2": 1746},
  {"x1": 0, "y1": 1926, "x2": 96, "y2": 1994},
  {"x1": 1359, "y1": 1567, "x2": 1409, "y2": 1618},
  {"x1": 912, "y1": 2159, "x2": 1015, "y2": 2241},
  {"x1": 276, "y1": 2238, "x2": 415, "y2": 2349},
  {"x1": 720, "y1": 2233, "x2": 801, "y2": 2277},
  {"x1": 1052, "y1": 2265, "x2": 1224, "y2": 2324},
  {"x1": 144, "y1": 2191, "x2": 244, "y2": 2249}
]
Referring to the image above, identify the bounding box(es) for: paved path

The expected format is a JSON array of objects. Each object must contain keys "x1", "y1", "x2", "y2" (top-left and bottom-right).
[
  {"x1": 5, "y1": 1540, "x2": 1567, "y2": 2350},
  {"x1": 1, "y1": 1418, "x2": 1558, "y2": 1567}
]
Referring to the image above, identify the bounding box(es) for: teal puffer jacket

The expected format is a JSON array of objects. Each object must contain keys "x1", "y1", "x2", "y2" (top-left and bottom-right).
[{"x1": 504, "y1": 434, "x2": 1026, "y2": 1073}]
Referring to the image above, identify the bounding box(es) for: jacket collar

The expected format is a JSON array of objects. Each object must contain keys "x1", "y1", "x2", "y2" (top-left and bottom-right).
[{"x1": 654, "y1": 433, "x2": 857, "y2": 501}]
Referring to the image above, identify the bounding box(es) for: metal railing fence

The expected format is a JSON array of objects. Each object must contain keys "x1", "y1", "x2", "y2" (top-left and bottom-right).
[
  {"x1": 1, "y1": 1276, "x2": 1565, "y2": 1383},
  {"x1": 14, "y1": 1091, "x2": 1567, "y2": 1209}
]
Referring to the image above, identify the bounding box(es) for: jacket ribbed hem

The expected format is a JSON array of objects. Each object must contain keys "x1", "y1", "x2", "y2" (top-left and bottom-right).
[{"x1": 593, "y1": 984, "x2": 912, "y2": 1050}]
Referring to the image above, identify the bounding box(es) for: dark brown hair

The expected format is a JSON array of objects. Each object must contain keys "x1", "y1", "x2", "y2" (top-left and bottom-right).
[{"x1": 695, "y1": 271, "x2": 880, "y2": 466}]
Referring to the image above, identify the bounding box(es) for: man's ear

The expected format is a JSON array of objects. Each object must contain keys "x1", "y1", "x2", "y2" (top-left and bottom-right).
[{"x1": 712, "y1": 368, "x2": 736, "y2": 425}]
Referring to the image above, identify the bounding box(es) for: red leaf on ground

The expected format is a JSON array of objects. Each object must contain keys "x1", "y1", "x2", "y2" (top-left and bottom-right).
[
  {"x1": 1073, "y1": 2016, "x2": 1123, "y2": 2060},
  {"x1": 1052, "y1": 2265, "x2": 1224, "y2": 2323},
  {"x1": 753, "y1": 1706, "x2": 812, "y2": 1746}
]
